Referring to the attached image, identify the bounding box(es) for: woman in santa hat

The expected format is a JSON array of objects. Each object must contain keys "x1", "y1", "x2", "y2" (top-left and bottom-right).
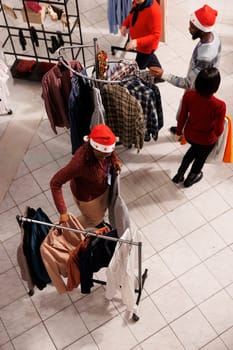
[{"x1": 50, "y1": 124, "x2": 121, "y2": 228}]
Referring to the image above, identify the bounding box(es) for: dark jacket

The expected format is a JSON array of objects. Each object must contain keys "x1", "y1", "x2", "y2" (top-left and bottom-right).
[
  {"x1": 68, "y1": 73, "x2": 94, "y2": 154},
  {"x1": 23, "y1": 207, "x2": 52, "y2": 290},
  {"x1": 78, "y1": 229, "x2": 118, "y2": 293}
]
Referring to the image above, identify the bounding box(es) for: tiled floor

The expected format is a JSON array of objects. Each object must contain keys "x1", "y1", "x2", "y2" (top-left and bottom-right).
[{"x1": 1, "y1": 0, "x2": 233, "y2": 349}]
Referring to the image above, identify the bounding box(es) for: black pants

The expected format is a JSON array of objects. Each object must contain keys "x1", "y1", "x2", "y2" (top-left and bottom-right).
[
  {"x1": 178, "y1": 141, "x2": 216, "y2": 175},
  {"x1": 136, "y1": 51, "x2": 161, "y2": 69}
]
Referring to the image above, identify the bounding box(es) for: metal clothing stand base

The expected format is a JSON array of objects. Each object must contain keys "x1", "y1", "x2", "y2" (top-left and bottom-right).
[
  {"x1": 16, "y1": 215, "x2": 148, "y2": 321},
  {"x1": 0, "y1": 98, "x2": 12, "y2": 116}
]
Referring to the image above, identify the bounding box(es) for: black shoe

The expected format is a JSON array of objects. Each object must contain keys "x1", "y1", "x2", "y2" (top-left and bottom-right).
[
  {"x1": 184, "y1": 171, "x2": 203, "y2": 187},
  {"x1": 169, "y1": 126, "x2": 177, "y2": 134},
  {"x1": 172, "y1": 173, "x2": 184, "y2": 183}
]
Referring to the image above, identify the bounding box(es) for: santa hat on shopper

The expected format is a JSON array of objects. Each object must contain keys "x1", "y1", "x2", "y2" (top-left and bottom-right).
[
  {"x1": 190, "y1": 4, "x2": 218, "y2": 32},
  {"x1": 83, "y1": 124, "x2": 117, "y2": 153}
]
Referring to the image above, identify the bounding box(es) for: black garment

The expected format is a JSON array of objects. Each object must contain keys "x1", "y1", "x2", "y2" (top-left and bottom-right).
[
  {"x1": 136, "y1": 51, "x2": 161, "y2": 69},
  {"x1": 30, "y1": 26, "x2": 39, "y2": 47},
  {"x1": 68, "y1": 73, "x2": 95, "y2": 154},
  {"x1": 56, "y1": 31, "x2": 64, "y2": 47},
  {"x1": 130, "y1": 0, "x2": 153, "y2": 26},
  {"x1": 19, "y1": 29, "x2": 26, "y2": 51},
  {"x1": 23, "y1": 207, "x2": 52, "y2": 290},
  {"x1": 78, "y1": 229, "x2": 118, "y2": 294},
  {"x1": 49, "y1": 36, "x2": 59, "y2": 54},
  {"x1": 178, "y1": 140, "x2": 216, "y2": 175}
]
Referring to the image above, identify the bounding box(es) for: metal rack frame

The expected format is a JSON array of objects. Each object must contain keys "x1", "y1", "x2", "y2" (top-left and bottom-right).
[{"x1": 16, "y1": 214, "x2": 148, "y2": 321}]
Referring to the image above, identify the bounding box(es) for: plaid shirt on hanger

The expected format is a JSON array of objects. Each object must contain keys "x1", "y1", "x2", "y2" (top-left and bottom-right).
[
  {"x1": 122, "y1": 78, "x2": 159, "y2": 141},
  {"x1": 101, "y1": 84, "x2": 144, "y2": 152}
]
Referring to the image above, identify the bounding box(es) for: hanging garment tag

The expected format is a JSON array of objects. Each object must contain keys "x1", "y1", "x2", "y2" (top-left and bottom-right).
[{"x1": 107, "y1": 173, "x2": 112, "y2": 186}]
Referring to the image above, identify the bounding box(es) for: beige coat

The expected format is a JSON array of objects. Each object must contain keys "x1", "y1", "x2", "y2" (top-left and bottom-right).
[{"x1": 40, "y1": 214, "x2": 84, "y2": 293}]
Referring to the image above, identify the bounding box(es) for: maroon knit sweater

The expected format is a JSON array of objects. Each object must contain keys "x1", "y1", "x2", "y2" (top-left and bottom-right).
[{"x1": 50, "y1": 142, "x2": 120, "y2": 214}]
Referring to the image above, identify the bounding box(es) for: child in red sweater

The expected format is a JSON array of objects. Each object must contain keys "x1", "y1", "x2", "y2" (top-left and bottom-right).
[{"x1": 172, "y1": 67, "x2": 226, "y2": 187}]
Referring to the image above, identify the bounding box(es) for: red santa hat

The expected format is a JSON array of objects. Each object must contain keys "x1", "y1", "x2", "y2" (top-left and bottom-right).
[
  {"x1": 83, "y1": 124, "x2": 117, "y2": 153},
  {"x1": 190, "y1": 4, "x2": 218, "y2": 32}
]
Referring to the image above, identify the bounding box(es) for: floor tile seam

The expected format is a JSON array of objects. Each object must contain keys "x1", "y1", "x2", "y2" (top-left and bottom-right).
[
  {"x1": 136, "y1": 321, "x2": 184, "y2": 349},
  {"x1": 10, "y1": 188, "x2": 56, "y2": 216},
  {"x1": 1, "y1": 237, "x2": 19, "y2": 269},
  {"x1": 213, "y1": 181, "x2": 233, "y2": 209},
  {"x1": 208, "y1": 210, "x2": 233, "y2": 246},
  {"x1": 189, "y1": 189, "x2": 231, "y2": 222},
  {"x1": 196, "y1": 290, "x2": 233, "y2": 339},
  {"x1": 0, "y1": 192, "x2": 19, "y2": 215},
  {"x1": 142, "y1": 243, "x2": 233, "y2": 296},
  {"x1": 143, "y1": 224, "x2": 230, "y2": 265},
  {"x1": 7, "y1": 320, "x2": 55, "y2": 348}
]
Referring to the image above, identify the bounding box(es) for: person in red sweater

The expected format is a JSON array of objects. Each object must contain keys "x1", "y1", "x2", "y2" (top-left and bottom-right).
[
  {"x1": 172, "y1": 67, "x2": 226, "y2": 187},
  {"x1": 50, "y1": 124, "x2": 121, "y2": 228},
  {"x1": 120, "y1": 0, "x2": 161, "y2": 69}
]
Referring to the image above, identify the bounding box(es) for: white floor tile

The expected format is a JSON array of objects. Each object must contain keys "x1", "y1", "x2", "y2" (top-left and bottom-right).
[
  {"x1": 74, "y1": 287, "x2": 118, "y2": 331},
  {"x1": 220, "y1": 327, "x2": 233, "y2": 349},
  {"x1": 150, "y1": 279, "x2": 194, "y2": 323},
  {"x1": 178, "y1": 264, "x2": 222, "y2": 305},
  {"x1": 191, "y1": 189, "x2": 230, "y2": 222},
  {"x1": 143, "y1": 254, "x2": 174, "y2": 294},
  {"x1": 91, "y1": 315, "x2": 137, "y2": 350},
  {"x1": 141, "y1": 215, "x2": 181, "y2": 252},
  {"x1": 0, "y1": 296, "x2": 41, "y2": 338},
  {"x1": 159, "y1": 239, "x2": 200, "y2": 277},
  {"x1": 140, "y1": 326, "x2": 184, "y2": 350},
  {"x1": 167, "y1": 201, "x2": 206, "y2": 237},
  {"x1": 199, "y1": 290, "x2": 233, "y2": 334},
  {"x1": 125, "y1": 296, "x2": 166, "y2": 343},
  {"x1": 205, "y1": 247, "x2": 233, "y2": 287},
  {"x1": 12, "y1": 323, "x2": 56, "y2": 350},
  {"x1": 170, "y1": 308, "x2": 217, "y2": 350},
  {"x1": 185, "y1": 223, "x2": 226, "y2": 260},
  {"x1": 210, "y1": 209, "x2": 233, "y2": 245},
  {"x1": 44, "y1": 305, "x2": 88, "y2": 349},
  {"x1": 201, "y1": 337, "x2": 228, "y2": 350}
]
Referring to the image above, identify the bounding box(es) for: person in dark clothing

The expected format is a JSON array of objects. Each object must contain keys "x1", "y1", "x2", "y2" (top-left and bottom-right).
[{"x1": 172, "y1": 67, "x2": 226, "y2": 187}]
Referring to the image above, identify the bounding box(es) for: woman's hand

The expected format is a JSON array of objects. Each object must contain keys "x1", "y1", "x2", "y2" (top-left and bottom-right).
[
  {"x1": 126, "y1": 39, "x2": 137, "y2": 51},
  {"x1": 115, "y1": 161, "x2": 122, "y2": 173},
  {"x1": 120, "y1": 26, "x2": 127, "y2": 36},
  {"x1": 59, "y1": 213, "x2": 69, "y2": 224}
]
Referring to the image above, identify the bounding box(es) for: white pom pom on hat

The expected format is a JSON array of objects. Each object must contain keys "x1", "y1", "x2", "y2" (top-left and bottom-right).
[
  {"x1": 83, "y1": 124, "x2": 117, "y2": 153},
  {"x1": 190, "y1": 4, "x2": 218, "y2": 33}
]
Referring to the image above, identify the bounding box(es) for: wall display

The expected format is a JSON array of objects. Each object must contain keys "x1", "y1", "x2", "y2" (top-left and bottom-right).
[{"x1": 0, "y1": 0, "x2": 85, "y2": 81}]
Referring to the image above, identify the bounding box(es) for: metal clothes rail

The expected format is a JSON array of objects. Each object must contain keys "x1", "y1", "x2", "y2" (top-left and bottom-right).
[{"x1": 16, "y1": 215, "x2": 148, "y2": 321}]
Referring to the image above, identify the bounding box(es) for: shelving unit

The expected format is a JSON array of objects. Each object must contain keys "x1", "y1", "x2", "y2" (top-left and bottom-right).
[{"x1": 0, "y1": 0, "x2": 85, "y2": 81}]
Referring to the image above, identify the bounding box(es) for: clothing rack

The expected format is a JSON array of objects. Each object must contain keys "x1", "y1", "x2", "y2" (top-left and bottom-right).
[
  {"x1": 56, "y1": 38, "x2": 126, "y2": 84},
  {"x1": 16, "y1": 214, "x2": 148, "y2": 321}
]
